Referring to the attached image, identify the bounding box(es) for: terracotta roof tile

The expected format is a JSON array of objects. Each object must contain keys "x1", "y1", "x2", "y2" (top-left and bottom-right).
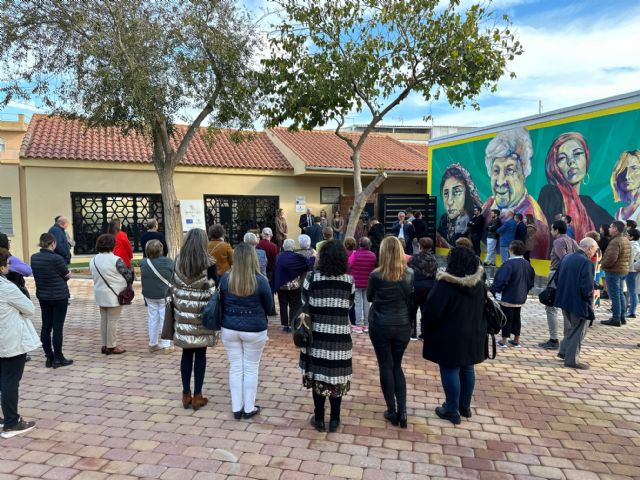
[
  {"x1": 21, "y1": 114, "x2": 292, "y2": 170},
  {"x1": 271, "y1": 128, "x2": 427, "y2": 172}
]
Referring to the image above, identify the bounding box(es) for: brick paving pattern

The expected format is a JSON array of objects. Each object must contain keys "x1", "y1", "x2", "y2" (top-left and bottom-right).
[{"x1": 1, "y1": 278, "x2": 639, "y2": 480}]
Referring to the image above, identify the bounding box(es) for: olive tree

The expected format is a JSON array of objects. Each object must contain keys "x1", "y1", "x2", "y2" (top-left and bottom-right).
[
  {"x1": 0, "y1": 0, "x2": 259, "y2": 256},
  {"x1": 260, "y1": 0, "x2": 522, "y2": 237}
]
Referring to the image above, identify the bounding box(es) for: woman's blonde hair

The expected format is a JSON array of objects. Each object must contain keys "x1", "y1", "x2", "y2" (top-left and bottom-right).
[
  {"x1": 375, "y1": 236, "x2": 407, "y2": 282},
  {"x1": 229, "y1": 242, "x2": 259, "y2": 297}
]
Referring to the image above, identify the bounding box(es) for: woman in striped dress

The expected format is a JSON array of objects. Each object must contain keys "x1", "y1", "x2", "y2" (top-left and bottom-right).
[{"x1": 300, "y1": 240, "x2": 355, "y2": 433}]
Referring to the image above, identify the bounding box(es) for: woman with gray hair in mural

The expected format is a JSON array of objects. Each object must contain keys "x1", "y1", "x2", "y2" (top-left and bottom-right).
[{"x1": 481, "y1": 127, "x2": 549, "y2": 259}]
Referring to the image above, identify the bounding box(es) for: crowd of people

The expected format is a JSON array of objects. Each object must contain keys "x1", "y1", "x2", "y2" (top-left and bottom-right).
[{"x1": 1, "y1": 206, "x2": 637, "y2": 439}]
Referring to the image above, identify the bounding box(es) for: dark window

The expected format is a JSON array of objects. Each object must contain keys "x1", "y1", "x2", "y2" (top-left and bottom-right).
[
  {"x1": 204, "y1": 195, "x2": 279, "y2": 247},
  {"x1": 71, "y1": 193, "x2": 164, "y2": 254}
]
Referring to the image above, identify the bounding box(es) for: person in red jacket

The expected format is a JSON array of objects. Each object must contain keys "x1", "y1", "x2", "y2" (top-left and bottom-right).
[
  {"x1": 108, "y1": 219, "x2": 133, "y2": 268},
  {"x1": 349, "y1": 237, "x2": 377, "y2": 333}
]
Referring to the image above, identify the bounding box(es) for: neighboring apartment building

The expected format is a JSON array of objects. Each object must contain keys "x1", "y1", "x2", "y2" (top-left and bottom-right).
[
  {"x1": 344, "y1": 123, "x2": 475, "y2": 144},
  {"x1": 1, "y1": 114, "x2": 429, "y2": 260}
]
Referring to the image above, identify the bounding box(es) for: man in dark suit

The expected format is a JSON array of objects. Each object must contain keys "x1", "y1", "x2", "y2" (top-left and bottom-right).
[
  {"x1": 298, "y1": 208, "x2": 314, "y2": 234},
  {"x1": 391, "y1": 211, "x2": 416, "y2": 255},
  {"x1": 305, "y1": 216, "x2": 323, "y2": 249}
]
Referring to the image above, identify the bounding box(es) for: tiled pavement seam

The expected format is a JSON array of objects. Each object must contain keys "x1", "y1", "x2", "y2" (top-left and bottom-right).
[{"x1": 0, "y1": 278, "x2": 639, "y2": 480}]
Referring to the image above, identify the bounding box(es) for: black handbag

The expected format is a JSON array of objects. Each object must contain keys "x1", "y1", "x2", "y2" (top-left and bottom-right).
[
  {"x1": 202, "y1": 289, "x2": 222, "y2": 331},
  {"x1": 291, "y1": 273, "x2": 315, "y2": 348},
  {"x1": 483, "y1": 286, "x2": 507, "y2": 360},
  {"x1": 538, "y1": 270, "x2": 559, "y2": 307}
]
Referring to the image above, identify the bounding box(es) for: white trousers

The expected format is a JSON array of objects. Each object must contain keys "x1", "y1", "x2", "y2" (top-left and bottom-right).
[
  {"x1": 221, "y1": 328, "x2": 268, "y2": 413},
  {"x1": 146, "y1": 298, "x2": 171, "y2": 348}
]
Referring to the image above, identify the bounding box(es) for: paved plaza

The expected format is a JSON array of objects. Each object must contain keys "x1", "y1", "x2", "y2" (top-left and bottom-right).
[{"x1": 1, "y1": 278, "x2": 640, "y2": 480}]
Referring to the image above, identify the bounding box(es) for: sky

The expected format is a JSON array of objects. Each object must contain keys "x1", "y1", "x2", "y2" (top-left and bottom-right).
[{"x1": 2, "y1": 0, "x2": 640, "y2": 130}]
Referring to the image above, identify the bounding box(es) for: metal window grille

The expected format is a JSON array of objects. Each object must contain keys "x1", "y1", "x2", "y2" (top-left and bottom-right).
[{"x1": 71, "y1": 192, "x2": 164, "y2": 254}]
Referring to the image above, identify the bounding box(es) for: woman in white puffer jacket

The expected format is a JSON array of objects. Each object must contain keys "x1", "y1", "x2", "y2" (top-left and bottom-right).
[{"x1": 0, "y1": 248, "x2": 41, "y2": 438}]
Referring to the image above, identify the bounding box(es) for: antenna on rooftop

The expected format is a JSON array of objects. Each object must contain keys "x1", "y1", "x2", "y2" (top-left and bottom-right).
[{"x1": 538, "y1": 100, "x2": 543, "y2": 114}]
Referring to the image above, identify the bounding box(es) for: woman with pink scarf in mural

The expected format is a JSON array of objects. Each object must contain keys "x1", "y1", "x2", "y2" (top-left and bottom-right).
[{"x1": 538, "y1": 132, "x2": 612, "y2": 242}]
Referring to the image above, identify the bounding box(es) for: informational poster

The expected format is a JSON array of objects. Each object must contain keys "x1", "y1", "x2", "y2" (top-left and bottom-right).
[
  {"x1": 180, "y1": 200, "x2": 206, "y2": 232},
  {"x1": 430, "y1": 102, "x2": 640, "y2": 260},
  {"x1": 295, "y1": 195, "x2": 306, "y2": 213}
]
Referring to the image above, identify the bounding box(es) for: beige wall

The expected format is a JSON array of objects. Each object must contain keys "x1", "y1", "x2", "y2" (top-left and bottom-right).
[
  {"x1": 0, "y1": 163, "x2": 24, "y2": 259},
  {"x1": 19, "y1": 160, "x2": 426, "y2": 259}
]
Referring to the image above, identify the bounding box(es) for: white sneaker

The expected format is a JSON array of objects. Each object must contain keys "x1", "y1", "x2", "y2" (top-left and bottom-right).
[{"x1": 1, "y1": 418, "x2": 35, "y2": 438}]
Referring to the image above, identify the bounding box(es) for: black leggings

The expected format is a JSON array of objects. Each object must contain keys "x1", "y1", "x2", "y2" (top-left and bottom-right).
[
  {"x1": 500, "y1": 305, "x2": 522, "y2": 338},
  {"x1": 369, "y1": 323, "x2": 411, "y2": 414},
  {"x1": 312, "y1": 391, "x2": 342, "y2": 421},
  {"x1": 181, "y1": 347, "x2": 207, "y2": 395}
]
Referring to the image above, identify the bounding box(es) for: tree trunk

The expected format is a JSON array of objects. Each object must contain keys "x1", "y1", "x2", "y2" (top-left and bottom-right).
[
  {"x1": 344, "y1": 148, "x2": 388, "y2": 238},
  {"x1": 155, "y1": 155, "x2": 182, "y2": 259}
]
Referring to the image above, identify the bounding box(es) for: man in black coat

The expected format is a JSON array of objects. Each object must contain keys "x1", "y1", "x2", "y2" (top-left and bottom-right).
[
  {"x1": 140, "y1": 218, "x2": 168, "y2": 257},
  {"x1": 514, "y1": 213, "x2": 527, "y2": 243},
  {"x1": 298, "y1": 208, "x2": 314, "y2": 234},
  {"x1": 391, "y1": 211, "x2": 416, "y2": 255},
  {"x1": 47, "y1": 216, "x2": 72, "y2": 265},
  {"x1": 466, "y1": 207, "x2": 485, "y2": 256},
  {"x1": 305, "y1": 216, "x2": 323, "y2": 249}
]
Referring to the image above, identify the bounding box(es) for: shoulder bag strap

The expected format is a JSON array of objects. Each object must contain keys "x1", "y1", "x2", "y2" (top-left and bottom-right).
[
  {"x1": 145, "y1": 258, "x2": 172, "y2": 288},
  {"x1": 92, "y1": 259, "x2": 118, "y2": 298}
]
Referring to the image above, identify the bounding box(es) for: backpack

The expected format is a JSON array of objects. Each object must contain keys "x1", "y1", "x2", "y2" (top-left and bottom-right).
[{"x1": 483, "y1": 286, "x2": 507, "y2": 359}]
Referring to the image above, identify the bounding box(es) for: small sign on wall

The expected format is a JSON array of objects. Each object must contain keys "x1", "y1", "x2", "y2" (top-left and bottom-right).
[
  {"x1": 295, "y1": 195, "x2": 306, "y2": 213},
  {"x1": 180, "y1": 200, "x2": 206, "y2": 232}
]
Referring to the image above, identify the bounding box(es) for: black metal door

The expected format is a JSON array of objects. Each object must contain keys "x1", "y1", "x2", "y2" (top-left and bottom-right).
[
  {"x1": 377, "y1": 193, "x2": 437, "y2": 242},
  {"x1": 204, "y1": 195, "x2": 279, "y2": 246}
]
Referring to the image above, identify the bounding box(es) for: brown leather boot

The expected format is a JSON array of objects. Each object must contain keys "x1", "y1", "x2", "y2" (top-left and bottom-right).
[
  {"x1": 191, "y1": 394, "x2": 208, "y2": 411},
  {"x1": 182, "y1": 393, "x2": 192, "y2": 409}
]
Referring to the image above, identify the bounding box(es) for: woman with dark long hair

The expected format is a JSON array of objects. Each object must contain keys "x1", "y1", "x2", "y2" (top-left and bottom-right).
[
  {"x1": 171, "y1": 229, "x2": 217, "y2": 410},
  {"x1": 538, "y1": 132, "x2": 612, "y2": 242},
  {"x1": 423, "y1": 246, "x2": 486, "y2": 425},
  {"x1": 300, "y1": 240, "x2": 354, "y2": 433}
]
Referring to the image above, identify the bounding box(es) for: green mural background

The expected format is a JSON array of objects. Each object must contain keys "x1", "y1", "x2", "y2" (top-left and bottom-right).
[{"x1": 431, "y1": 104, "x2": 640, "y2": 260}]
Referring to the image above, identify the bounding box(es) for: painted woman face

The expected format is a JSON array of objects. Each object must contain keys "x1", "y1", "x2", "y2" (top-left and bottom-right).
[
  {"x1": 557, "y1": 139, "x2": 587, "y2": 186},
  {"x1": 621, "y1": 154, "x2": 640, "y2": 193},
  {"x1": 442, "y1": 176, "x2": 466, "y2": 220}
]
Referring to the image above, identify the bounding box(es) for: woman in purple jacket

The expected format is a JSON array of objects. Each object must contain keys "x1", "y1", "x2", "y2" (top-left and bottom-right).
[{"x1": 349, "y1": 237, "x2": 377, "y2": 334}]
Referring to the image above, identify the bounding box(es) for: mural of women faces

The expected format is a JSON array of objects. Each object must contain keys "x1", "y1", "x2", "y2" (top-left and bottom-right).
[
  {"x1": 490, "y1": 155, "x2": 526, "y2": 209},
  {"x1": 620, "y1": 152, "x2": 640, "y2": 196},
  {"x1": 556, "y1": 138, "x2": 587, "y2": 186},
  {"x1": 442, "y1": 176, "x2": 466, "y2": 220}
]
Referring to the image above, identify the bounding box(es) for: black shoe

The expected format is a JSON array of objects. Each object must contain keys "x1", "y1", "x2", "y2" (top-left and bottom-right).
[
  {"x1": 1, "y1": 417, "x2": 35, "y2": 438},
  {"x1": 435, "y1": 406, "x2": 461, "y2": 425},
  {"x1": 25, "y1": 355, "x2": 31, "y2": 362},
  {"x1": 398, "y1": 412, "x2": 408, "y2": 428},
  {"x1": 52, "y1": 357, "x2": 74, "y2": 369},
  {"x1": 243, "y1": 406, "x2": 261, "y2": 419},
  {"x1": 600, "y1": 319, "x2": 621, "y2": 327},
  {"x1": 328, "y1": 418, "x2": 340, "y2": 432},
  {"x1": 557, "y1": 353, "x2": 565, "y2": 360},
  {"x1": 233, "y1": 411, "x2": 243, "y2": 420},
  {"x1": 627, "y1": 314, "x2": 636, "y2": 319},
  {"x1": 384, "y1": 410, "x2": 398, "y2": 426},
  {"x1": 459, "y1": 407, "x2": 472, "y2": 419},
  {"x1": 418, "y1": 334, "x2": 424, "y2": 341},
  {"x1": 45, "y1": 355, "x2": 53, "y2": 368},
  {"x1": 564, "y1": 363, "x2": 590, "y2": 370},
  {"x1": 538, "y1": 339, "x2": 559, "y2": 350},
  {"x1": 310, "y1": 416, "x2": 325, "y2": 432},
  {"x1": 621, "y1": 317, "x2": 627, "y2": 325}
]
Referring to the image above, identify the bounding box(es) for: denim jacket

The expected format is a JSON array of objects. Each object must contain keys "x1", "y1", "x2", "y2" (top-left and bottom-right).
[{"x1": 219, "y1": 272, "x2": 273, "y2": 332}]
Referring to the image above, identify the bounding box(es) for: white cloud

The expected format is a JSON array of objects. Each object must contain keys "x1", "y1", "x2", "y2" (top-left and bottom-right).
[
  {"x1": 408, "y1": 5, "x2": 640, "y2": 127},
  {"x1": 6, "y1": 100, "x2": 43, "y2": 112}
]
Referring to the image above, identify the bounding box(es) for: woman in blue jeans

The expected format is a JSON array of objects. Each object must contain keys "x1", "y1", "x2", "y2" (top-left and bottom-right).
[
  {"x1": 367, "y1": 237, "x2": 414, "y2": 428},
  {"x1": 626, "y1": 228, "x2": 640, "y2": 318},
  {"x1": 423, "y1": 246, "x2": 487, "y2": 425}
]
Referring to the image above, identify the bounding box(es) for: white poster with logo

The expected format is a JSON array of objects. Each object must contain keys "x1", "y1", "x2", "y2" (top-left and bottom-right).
[
  {"x1": 180, "y1": 200, "x2": 206, "y2": 232},
  {"x1": 295, "y1": 195, "x2": 306, "y2": 213}
]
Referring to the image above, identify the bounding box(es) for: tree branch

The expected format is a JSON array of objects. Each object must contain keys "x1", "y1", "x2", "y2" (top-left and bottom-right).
[
  {"x1": 362, "y1": 171, "x2": 388, "y2": 197},
  {"x1": 352, "y1": 80, "x2": 377, "y2": 118},
  {"x1": 334, "y1": 114, "x2": 355, "y2": 151}
]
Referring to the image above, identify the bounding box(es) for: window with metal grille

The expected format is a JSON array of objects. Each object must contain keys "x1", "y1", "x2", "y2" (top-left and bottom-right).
[
  {"x1": 0, "y1": 197, "x2": 13, "y2": 235},
  {"x1": 71, "y1": 193, "x2": 164, "y2": 254}
]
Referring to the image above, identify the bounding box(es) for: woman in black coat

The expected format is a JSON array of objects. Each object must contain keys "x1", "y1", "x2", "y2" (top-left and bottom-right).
[
  {"x1": 30, "y1": 233, "x2": 72, "y2": 368},
  {"x1": 423, "y1": 246, "x2": 486, "y2": 425}
]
